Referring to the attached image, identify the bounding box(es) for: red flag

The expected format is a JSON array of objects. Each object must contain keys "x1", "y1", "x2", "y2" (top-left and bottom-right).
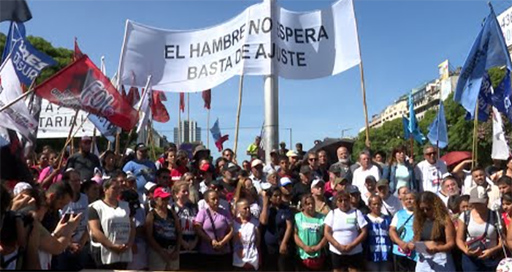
[
  {"x1": 127, "y1": 86, "x2": 140, "y2": 107},
  {"x1": 179, "y1": 92, "x2": 185, "y2": 112},
  {"x1": 202, "y1": 89, "x2": 211, "y2": 110},
  {"x1": 34, "y1": 55, "x2": 138, "y2": 131},
  {"x1": 151, "y1": 90, "x2": 170, "y2": 123},
  {"x1": 121, "y1": 85, "x2": 127, "y2": 99},
  {"x1": 73, "y1": 37, "x2": 84, "y2": 61}
]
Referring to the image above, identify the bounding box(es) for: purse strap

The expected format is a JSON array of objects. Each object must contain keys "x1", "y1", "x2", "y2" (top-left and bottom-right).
[
  {"x1": 205, "y1": 208, "x2": 219, "y2": 241},
  {"x1": 464, "y1": 210, "x2": 490, "y2": 240}
]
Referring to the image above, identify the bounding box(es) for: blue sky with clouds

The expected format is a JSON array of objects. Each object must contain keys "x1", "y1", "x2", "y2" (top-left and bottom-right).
[{"x1": 2, "y1": 0, "x2": 511, "y2": 159}]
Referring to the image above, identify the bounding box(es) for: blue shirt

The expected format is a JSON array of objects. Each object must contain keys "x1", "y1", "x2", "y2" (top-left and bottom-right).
[
  {"x1": 364, "y1": 214, "x2": 392, "y2": 262},
  {"x1": 123, "y1": 159, "x2": 156, "y2": 194},
  {"x1": 391, "y1": 209, "x2": 417, "y2": 261}
]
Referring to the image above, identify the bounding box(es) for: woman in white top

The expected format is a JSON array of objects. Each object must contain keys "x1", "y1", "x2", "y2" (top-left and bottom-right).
[
  {"x1": 324, "y1": 190, "x2": 368, "y2": 272},
  {"x1": 455, "y1": 186, "x2": 503, "y2": 271},
  {"x1": 88, "y1": 178, "x2": 135, "y2": 270}
]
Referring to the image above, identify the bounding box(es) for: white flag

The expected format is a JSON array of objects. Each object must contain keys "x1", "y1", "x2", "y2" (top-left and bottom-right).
[
  {"x1": 0, "y1": 57, "x2": 38, "y2": 145},
  {"x1": 492, "y1": 107, "x2": 510, "y2": 160},
  {"x1": 135, "y1": 76, "x2": 153, "y2": 134}
]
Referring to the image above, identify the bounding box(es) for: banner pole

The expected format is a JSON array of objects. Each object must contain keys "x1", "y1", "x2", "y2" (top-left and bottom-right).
[
  {"x1": 352, "y1": 0, "x2": 371, "y2": 149},
  {"x1": 207, "y1": 109, "x2": 210, "y2": 149},
  {"x1": 233, "y1": 75, "x2": 245, "y2": 157},
  {"x1": 57, "y1": 109, "x2": 80, "y2": 168},
  {"x1": 410, "y1": 135, "x2": 414, "y2": 162},
  {"x1": 472, "y1": 102, "x2": 479, "y2": 169},
  {"x1": 0, "y1": 89, "x2": 34, "y2": 113},
  {"x1": 178, "y1": 94, "x2": 182, "y2": 147}
]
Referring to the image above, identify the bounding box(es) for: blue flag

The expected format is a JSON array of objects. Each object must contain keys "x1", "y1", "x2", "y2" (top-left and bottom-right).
[
  {"x1": 454, "y1": 6, "x2": 512, "y2": 118},
  {"x1": 404, "y1": 92, "x2": 426, "y2": 144},
  {"x1": 428, "y1": 101, "x2": 448, "y2": 149},
  {"x1": 464, "y1": 72, "x2": 493, "y2": 121},
  {"x1": 491, "y1": 72, "x2": 512, "y2": 120},
  {"x1": 2, "y1": 22, "x2": 56, "y2": 86}
]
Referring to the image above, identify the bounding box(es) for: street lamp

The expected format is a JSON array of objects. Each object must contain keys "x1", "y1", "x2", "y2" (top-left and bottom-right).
[{"x1": 341, "y1": 128, "x2": 352, "y2": 138}]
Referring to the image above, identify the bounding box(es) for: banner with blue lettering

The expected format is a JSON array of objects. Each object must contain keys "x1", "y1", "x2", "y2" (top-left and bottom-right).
[
  {"x1": 3, "y1": 22, "x2": 56, "y2": 86},
  {"x1": 87, "y1": 114, "x2": 117, "y2": 142}
]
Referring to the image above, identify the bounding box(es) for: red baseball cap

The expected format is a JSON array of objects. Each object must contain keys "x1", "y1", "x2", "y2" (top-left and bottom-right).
[{"x1": 153, "y1": 187, "x2": 171, "y2": 199}]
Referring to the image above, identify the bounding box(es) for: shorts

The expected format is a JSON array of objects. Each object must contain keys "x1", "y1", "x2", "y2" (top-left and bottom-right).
[
  {"x1": 148, "y1": 247, "x2": 180, "y2": 271},
  {"x1": 330, "y1": 252, "x2": 364, "y2": 270}
]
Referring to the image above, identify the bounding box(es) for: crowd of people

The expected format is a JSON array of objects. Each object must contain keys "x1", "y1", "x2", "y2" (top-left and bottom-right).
[{"x1": 2, "y1": 136, "x2": 512, "y2": 271}]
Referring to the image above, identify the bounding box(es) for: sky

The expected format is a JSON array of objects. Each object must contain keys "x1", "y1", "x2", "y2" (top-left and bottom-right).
[{"x1": 2, "y1": 0, "x2": 512, "y2": 159}]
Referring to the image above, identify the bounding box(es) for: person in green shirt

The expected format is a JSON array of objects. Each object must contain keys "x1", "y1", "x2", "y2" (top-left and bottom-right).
[
  {"x1": 294, "y1": 194, "x2": 327, "y2": 271},
  {"x1": 246, "y1": 136, "x2": 261, "y2": 159}
]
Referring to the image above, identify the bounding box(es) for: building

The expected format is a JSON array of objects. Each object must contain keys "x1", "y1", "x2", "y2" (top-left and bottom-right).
[
  {"x1": 363, "y1": 66, "x2": 459, "y2": 131},
  {"x1": 173, "y1": 120, "x2": 202, "y2": 144}
]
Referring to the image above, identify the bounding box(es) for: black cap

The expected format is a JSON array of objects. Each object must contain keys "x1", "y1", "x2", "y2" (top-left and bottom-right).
[{"x1": 135, "y1": 143, "x2": 148, "y2": 151}]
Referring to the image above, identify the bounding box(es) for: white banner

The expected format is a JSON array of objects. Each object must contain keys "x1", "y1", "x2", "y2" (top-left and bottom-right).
[
  {"x1": 119, "y1": 0, "x2": 360, "y2": 92},
  {"x1": 38, "y1": 99, "x2": 96, "y2": 139},
  {"x1": 492, "y1": 107, "x2": 510, "y2": 160},
  {"x1": 498, "y1": 6, "x2": 512, "y2": 48}
]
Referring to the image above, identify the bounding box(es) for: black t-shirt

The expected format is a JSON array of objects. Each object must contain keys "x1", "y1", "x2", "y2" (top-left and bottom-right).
[
  {"x1": 262, "y1": 204, "x2": 294, "y2": 254},
  {"x1": 291, "y1": 182, "x2": 309, "y2": 205},
  {"x1": 65, "y1": 152, "x2": 101, "y2": 181},
  {"x1": 41, "y1": 209, "x2": 60, "y2": 233}
]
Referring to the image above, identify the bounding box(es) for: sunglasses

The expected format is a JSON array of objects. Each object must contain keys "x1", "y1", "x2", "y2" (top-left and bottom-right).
[
  {"x1": 309, "y1": 158, "x2": 318, "y2": 161},
  {"x1": 425, "y1": 152, "x2": 437, "y2": 156}
]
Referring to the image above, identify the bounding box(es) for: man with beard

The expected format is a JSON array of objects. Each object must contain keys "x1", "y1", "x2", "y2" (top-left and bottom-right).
[
  {"x1": 437, "y1": 175, "x2": 460, "y2": 207},
  {"x1": 331, "y1": 146, "x2": 353, "y2": 182},
  {"x1": 65, "y1": 136, "x2": 101, "y2": 181}
]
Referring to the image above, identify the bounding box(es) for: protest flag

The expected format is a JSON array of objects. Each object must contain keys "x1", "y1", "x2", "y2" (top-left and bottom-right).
[
  {"x1": 211, "y1": 118, "x2": 229, "y2": 152},
  {"x1": 427, "y1": 101, "x2": 448, "y2": 149},
  {"x1": 464, "y1": 72, "x2": 493, "y2": 121},
  {"x1": 491, "y1": 72, "x2": 512, "y2": 121},
  {"x1": 492, "y1": 107, "x2": 510, "y2": 160},
  {"x1": 454, "y1": 5, "x2": 512, "y2": 118},
  {"x1": 1, "y1": 22, "x2": 56, "y2": 86},
  {"x1": 126, "y1": 86, "x2": 140, "y2": 107},
  {"x1": 74, "y1": 37, "x2": 84, "y2": 61},
  {"x1": 405, "y1": 92, "x2": 425, "y2": 144},
  {"x1": 0, "y1": 0, "x2": 32, "y2": 23},
  {"x1": 0, "y1": 56, "x2": 38, "y2": 150},
  {"x1": 136, "y1": 76, "x2": 153, "y2": 134},
  {"x1": 34, "y1": 55, "x2": 139, "y2": 131},
  {"x1": 202, "y1": 89, "x2": 211, "y2": 110},
  {"x1": 151, "y1": 90, "x2": 169, "y2": 123},
  {"x1": 179, "y1": 92, "x2": 185, "y2": 112}
]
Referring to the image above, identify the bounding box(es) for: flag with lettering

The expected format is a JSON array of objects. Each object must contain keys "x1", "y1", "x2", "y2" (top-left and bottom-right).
[
  {"x1": 151, "y1": 90, "x2": 170, "y2": 123},
  {"x1": 491, "y1": 72, "x2": 512, "y2": 121},
  {"x1": 464, "y1": 72, "x2": 493, "y2": 121},
  {"x1": 0, "y1": 0, "x2": 32, "y2": 23},
  {"x1": 0, "y1": 57, "x2": 38, "y2": 147},
  {"x1": 454, "y1": 6, "x2": 512, "y2": 117},
  {"x1": 202, "y1": 89, "x2": 211, "y2": 110},
  {"x1": 210, "y1": 118, "x2": 228, "y2": 152},
  {"x1": 34, "y1": 55, "x2": 139, "y2": 131},
  {"x1": 1, "y1": 22, "x2": 56, "y2": 85}
]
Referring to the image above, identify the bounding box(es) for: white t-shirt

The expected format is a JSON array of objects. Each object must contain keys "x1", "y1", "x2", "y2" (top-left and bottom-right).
[
  {"x1": 381, "y1": 194, "x2": 402, "y2": 217},
  {"x1": 324, "y1": 208, "x2": 368, "y2": 255},
  {"x1": 60, "y1": 193, "x2": 89, "y2": 243},
  {"x1": 249, "y1": 174, "x2": 265, "y2": 194},
  {"x1": 233, "y1": 217, "x2": 260, "y2": 270},
  {"x1": 89, "y1": 200, "x2": 133, "y2": 265},
  {"x1": 352, "y1": 165, "x2": 381, "y2": 196},
  {"x1": 459, "y1": 211, "x2": 498, "y2": 249},
  {"x1": 415, "y1": 160, "x2": 447, "y2": 193}
]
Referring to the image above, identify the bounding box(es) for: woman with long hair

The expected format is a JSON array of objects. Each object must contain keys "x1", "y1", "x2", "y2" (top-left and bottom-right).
[
  {"x1": 310, "y1": 179, "x2": 330, "y2": 215},
  {"x1": 101, "y1": 150, "x2": 118, "y2": 177},
  {"x1": 171, "y1": 150, "x2": 189, "y2": 182},
  {"x1": 364, "y1": 195, "x2": 393, "y2": 271},
  {"x1": 388, "y1": 146, "x2": 416, "y2": 195},
  {"x1": 294, "y1": 194, "x2": 327, "y2": 271},
  {"x1": 456, "y1": 186, "x2": 503, "y2": 271},
  {"x1": 412, "y1": 192, "x2": 455, "y2": 271},
  {"x1": 324, "y1": 190, "x2": 368, "y2": 272},
  {"x1": 171, "y1": 181, "x2": 199, "y2": 270}
]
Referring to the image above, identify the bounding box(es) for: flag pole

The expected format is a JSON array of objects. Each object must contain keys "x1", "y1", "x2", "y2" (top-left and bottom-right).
[
  {"x1": 178, "y1": 94, "x2": 182, "y2": 147},
  {"x1": 207, "y1": 108, "x2": 210, "y2": 149},
  {"x1": 115, "y1": 21, "x2": 130, "y2": 156},
  {"x1": 124, "y1": 75, "x2": 152, "y2": 152},
  {"x1": 0, "y1": 89, "x2": 34, "y2": 113},
  {"x1": 352, "y1": 0, "x2": 371, "y2": 149},
  {"x1": 57, "y1": 112, "x2": 91, "y2": 168},
  {"x1": 58, "y1": 109, "x2": 80, "y2": 167},
  {"x1": 233, "y1": 75, "x2": 245, "y2": 156},
  {"x1": 472, "y1": 101, "x2": 479, "y2": 169}
]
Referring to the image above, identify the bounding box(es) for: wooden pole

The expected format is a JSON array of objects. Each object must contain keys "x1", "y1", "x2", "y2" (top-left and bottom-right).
[
  {"x1": 472, "y1": 102, "x2": 479, "y2": 169},
  {"x1": 149, "y1": 120, "x2": 156, "y2": 160},
  {"x1": 0, "y1": 89, "x2": 34, "y2": 113},
  {"x1": 410, "y1": 136, "x2": 414, "y2": 162},
  {"x1": 352, "y1": 0, "x2": 371, "y2": 149},
  {"x1": 57, "y1": 110, "x2": 85, "y2": 168},
  {"x1": 233, "y1": 75, "x2": 245, "y2": 156},
  {"x1": 178, "y1": 95, "x2": 182, "y2": 146},
  {"x1": 206, "y1": 109, "x2": 210, "y2": 149}
]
